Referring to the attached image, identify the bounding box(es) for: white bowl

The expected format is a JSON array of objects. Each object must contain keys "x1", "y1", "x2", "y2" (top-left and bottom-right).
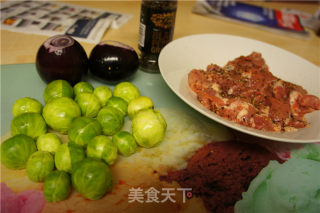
[{"x1": 159, "y1": 34, "x2": 320, "y2": 143}]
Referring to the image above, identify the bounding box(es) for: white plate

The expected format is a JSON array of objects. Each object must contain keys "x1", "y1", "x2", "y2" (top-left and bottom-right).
[{"x1": 159, "y1": 34, "x2": 320, "y2": 143}]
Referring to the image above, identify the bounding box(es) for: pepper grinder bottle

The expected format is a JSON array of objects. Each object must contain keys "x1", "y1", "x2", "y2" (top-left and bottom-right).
[{"x1": 138, "y1": 0, "x2": 177, "y2": 73}]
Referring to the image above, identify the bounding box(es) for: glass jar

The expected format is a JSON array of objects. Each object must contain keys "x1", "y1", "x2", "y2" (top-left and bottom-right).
[{"x1": 138, "y1": 0, "x2": 177, "y2": 73}]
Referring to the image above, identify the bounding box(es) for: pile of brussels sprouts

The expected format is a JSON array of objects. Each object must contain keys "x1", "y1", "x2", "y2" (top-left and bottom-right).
[{"x1": 1, "y1": 80, "x2": 167, "y2": 202}]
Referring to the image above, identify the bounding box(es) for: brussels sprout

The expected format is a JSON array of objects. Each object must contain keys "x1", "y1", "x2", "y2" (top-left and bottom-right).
[
  {"x1": 72, "y1": 158, "x2": 113, "y2": 200},
  {"x1": 73, "y1": 81, "x2": 94, "y2": 96},
  {"x1": 43, "y1": 79, "x2": 73, "y2": 104},
  {"x1": 128, "y1": 96, "x2": 154, "y2": 119},
  {"x1": 75, "y1": 93, "x2": 101, "y2": 118},
  {"x1": 36, "y1": 133, "x2": 62, "y2": 154},
  {"x1": 113, "y1": 82, "x2": 140, "y2": 103},
  {"x1": 112, "y1": 131, "x2": 137, "y2": 156},
  {"x1": 12, "y1": 97, "x2": 43, "y2": 117},
  {"x1": 105, "y1": 96, "x2": 128, "y2": 116},
  {"x1": 11, "y1": 112, "x2": 47, "y2": 139},
  {"x1": 87, "y1": 135, "x2": 117, "y2": 165},
  {"x1": 26, "y1": 151, "x2": 54, "y2": 182},
  {"x1": 68, "y1": 117, "x2": 102, "y2": 147},
  {"x1": 44, "y1": 170, "x2": 71, "y2": 202},
  {"x1": 131, "y1": 109, "x2": 167, "y2": 148},
  {"x1": 97, "y1": 106, "x2": 124, "y2": 136},
  {"x1": 93, "y1": 86, "x2": 112, "y2": 106},
  {"x1": 1, "y1": 134, "x2": 37, "y2": 169},
  {"x1": 43, "y1": 97, "x2": 81, "y2": 134},
  {"x1": 55, "y1": 142, "x2": 85, "y2": 173}
]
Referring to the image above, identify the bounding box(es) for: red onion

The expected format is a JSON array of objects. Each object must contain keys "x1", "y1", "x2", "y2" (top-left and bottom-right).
[
  {"x1": 89, "y1": 41, "x2": 139, "y2": 83},
  {"x1": 36, "y1": 35, "x2": 88, "y2": 85}
]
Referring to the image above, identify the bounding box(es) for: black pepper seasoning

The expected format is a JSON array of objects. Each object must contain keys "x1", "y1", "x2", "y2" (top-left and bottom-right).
[{"x1": 138, "y1": 0, "x2": 177, "y2": 73}]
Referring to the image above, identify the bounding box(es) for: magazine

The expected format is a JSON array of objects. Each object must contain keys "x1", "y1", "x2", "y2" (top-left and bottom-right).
[
  {"x1": 192, "y1": 0, "x2": 310, "y2": 39},
  {"x1": 0, "y1": 0, "x2": 132, "y2": 43}
]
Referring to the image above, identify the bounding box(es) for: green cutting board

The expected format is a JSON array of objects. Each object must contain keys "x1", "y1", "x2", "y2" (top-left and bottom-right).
[{"x1": 1, "y1": 64, "x2": 220, "y2": 136}]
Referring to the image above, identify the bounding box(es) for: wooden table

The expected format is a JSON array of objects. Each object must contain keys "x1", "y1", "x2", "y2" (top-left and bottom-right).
[{"x1": 1, "y1": 0, "x2": 319, "y2": 66}]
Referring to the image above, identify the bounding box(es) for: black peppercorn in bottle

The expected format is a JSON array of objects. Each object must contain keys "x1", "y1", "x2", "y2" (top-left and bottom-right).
[{"x1": 138, "y1": 0, "x2": 177, "y2": 73}]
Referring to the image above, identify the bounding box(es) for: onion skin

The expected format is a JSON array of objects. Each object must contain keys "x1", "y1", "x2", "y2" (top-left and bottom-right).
[
  {"x1": 89, "y1": 41, "x2": 139, "y2": 83},
  {"x1": 36, "y1": 35, "x2": 88, "y2": 85}
]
